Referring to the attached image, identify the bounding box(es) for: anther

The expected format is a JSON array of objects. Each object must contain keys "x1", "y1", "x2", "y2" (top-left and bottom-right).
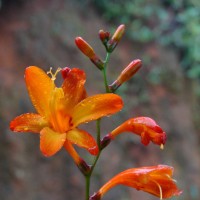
[{"x1": 47, "y1": 67, "x2": 61, "y2": 81}]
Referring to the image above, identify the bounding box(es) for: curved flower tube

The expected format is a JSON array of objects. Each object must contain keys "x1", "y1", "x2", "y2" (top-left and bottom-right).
[
  {"x1": 90, "y1": 165, "x2": 182, "y2": 200},
  {"x1": 108, "y1": 117, "x2": 167, "y2": 148},
  {"x1": 10, "y1": 66, "x2": 123, "y2": 158}
]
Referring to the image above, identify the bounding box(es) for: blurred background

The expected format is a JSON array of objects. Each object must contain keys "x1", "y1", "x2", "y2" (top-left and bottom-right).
[{"x1": 0, "y1": 0, "x2": 200, "y2": 199}]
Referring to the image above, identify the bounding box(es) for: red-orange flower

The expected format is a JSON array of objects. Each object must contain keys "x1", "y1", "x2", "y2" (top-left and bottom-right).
[
  {"x1": 90, "y1": 165, "x2": 182, "y2": 200},
  {"x1": 108, "y1": 117, "x2": 166, "y2": 148},
  {"x1": 10, "y1": 66, "x2": 123, "y2": 157}
]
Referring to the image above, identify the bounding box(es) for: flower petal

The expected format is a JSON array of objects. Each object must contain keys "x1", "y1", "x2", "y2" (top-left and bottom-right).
[
  {"x1": 25, "y1": 66, "x2": 55, "y2": 117},
  {"x1": 10, "y1": 113, "x2": 48, "y2": 133},
  {"x1": 72, "y1": 94, "x2": 123, "y2": 127},
  {"x1": 62, "y1": 68, "x2": 86, "y2": 111},
  {"x1": 40, "y1": 127, "x2": 66, "y2": 157},
  {"x1": 64, "y1": 141, "x2": 82, "y2": 164},
  {"x1": 110, "y1": 117, "x2": 166, "y2": 147},
  {"x1": 90, "y1": 165, "x2": 182, "y2": 200},
  {"x1": 66, "y1": 128, "x2": 99, "y2": 155}
]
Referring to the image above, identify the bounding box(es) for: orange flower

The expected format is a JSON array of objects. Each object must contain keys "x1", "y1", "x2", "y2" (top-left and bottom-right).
[
  {"x1": 90, "y1": 165, "x2": 182, "y2": 200},
  {"x1": 105, "y1": 117, "x2": 166, "y2": 148},
  {"x1": 10, "y1": 66, "x2": 123, "y2": 157}
]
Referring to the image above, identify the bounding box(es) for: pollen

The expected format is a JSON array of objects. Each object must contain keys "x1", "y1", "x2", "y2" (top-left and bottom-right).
[{"x1": 47, "y1": 67, "x2": 61, "y2": 81}]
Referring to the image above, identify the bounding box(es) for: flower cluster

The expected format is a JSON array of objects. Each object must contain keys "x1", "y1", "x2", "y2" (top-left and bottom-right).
[{"x1": 10, "y1": 24, "x2": 182, "y2": 200}]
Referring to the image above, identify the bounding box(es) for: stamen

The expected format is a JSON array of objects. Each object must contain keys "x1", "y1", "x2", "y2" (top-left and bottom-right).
[
  {"x1": 153, "y1": 180, "x2": 163, "y2": 200},
  {"x1": 160, "y1": 143, "x2": 164, "y2": 150},
  {"x1": 47, "y1": 67, "x2": 61, "y2": 81}
]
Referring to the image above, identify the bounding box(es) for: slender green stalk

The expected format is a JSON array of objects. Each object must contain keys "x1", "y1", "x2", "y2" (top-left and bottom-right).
[
  {"x1": 85, "y1": 175, "x2": 90, "y2": 200},
  {"x1": 96, "y1": 118, "x2": 101, "y2": 147},
  {"x1": 102, "y1": 52, "x2": 111, "y2": 93},
  {"x1": 84, "y1": 52, "x2": 111, "y2": 200}
]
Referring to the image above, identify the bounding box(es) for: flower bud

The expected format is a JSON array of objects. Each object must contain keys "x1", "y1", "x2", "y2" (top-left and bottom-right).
[
  {"x1": 99, "y1": 30, "x2": 110, "y2": 45},
  {"x1": 107, "y1": 24, "x2": 125, "y2": 52},
  {"x1": 75, "y1": 37, "x2": 104, "y2": 70},
  {"x1": 110, "y1": 59, "x2": 142, "y2": 92},
  {"x1": 75, "y1": 37, "x2": 95, "y2": 58}
]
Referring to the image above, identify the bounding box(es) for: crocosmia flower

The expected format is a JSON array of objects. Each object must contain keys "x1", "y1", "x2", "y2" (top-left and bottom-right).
[
  {"x1": 90, "y1": 165, "x2": 182, "y2": 200},
  {"x1": 10, "y1": 66, "x2": 123, "y2": 157},
  {"x1": 109, "y1": 117, "x2": 167, "y2": 148}
]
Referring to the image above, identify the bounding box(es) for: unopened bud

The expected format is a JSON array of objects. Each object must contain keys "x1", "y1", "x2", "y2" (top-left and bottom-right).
[
  {"x1": 75, "y1": 37, "x2": 95, "y2": 58},
  {"x1": 99, "y1": 30, "x2": 110, "y2": 45},
  {"x1": 107, "y1": 24, "x2": 125, "y2": 52},
  {"x1": 61, "y1": 67, "x2": 71, "y2": 79},
  {"x1": 110, "y1": 59, "x2": 142, "y2": 92}
]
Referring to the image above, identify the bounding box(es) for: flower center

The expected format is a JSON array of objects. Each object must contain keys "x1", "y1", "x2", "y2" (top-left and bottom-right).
[{"x1": 49, "y1": 88, "x2": 71, "y2": 133}]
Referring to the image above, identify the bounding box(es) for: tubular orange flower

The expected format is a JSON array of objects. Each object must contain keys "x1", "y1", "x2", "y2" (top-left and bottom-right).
[
  {"x1": 90, "y1": 165, "x2": 182, "y2": 200},
  {"x1": 10, "y1": 66, "x2": 123, "y2": 158},
  {"x1": 107, "y1": 117, "x2": 166, "y2": 148}
]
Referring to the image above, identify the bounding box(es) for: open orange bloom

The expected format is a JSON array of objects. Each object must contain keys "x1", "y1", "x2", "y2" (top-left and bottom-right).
[
  {"x1": 90, "y1": 165, "x2": 182, "y2": 200},
  {"x1": 108, "y1": 117, "x2": 166, "y2": 148},
  {"x1": 10, "y1": 66, "x2": 123, "y2": 157}
]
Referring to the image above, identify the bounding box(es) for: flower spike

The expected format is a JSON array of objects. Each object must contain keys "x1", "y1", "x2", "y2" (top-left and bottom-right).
[
  {"x1": 90, "y1": 165, "x2": 182, "y2": 200},
  {"x1": 109, "y1": 117, "x2": 167, "y2": 147}
]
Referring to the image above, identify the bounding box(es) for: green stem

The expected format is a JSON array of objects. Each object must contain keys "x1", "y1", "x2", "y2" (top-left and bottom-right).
[
  {"x1": 84, "y1": 52, "x2": 111, "y2": 200},
  {"x1": 90, "y1": 119, "x2": 102, "y2": 174},
  {"x1": 102, "y1": 52, "x2": 111, "y2": 93},
  {"x1": 85, "y1": 175, "x2": 90, "y2": 200}
]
